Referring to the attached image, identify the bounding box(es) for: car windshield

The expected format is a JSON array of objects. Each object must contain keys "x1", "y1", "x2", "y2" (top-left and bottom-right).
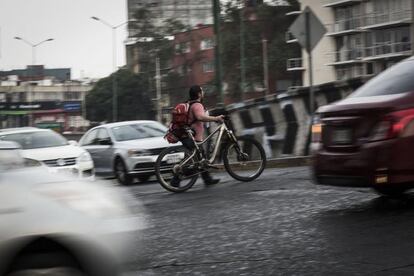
[
  {"x1": 0, "y1": 131, "x2": 68, "y2": 149},
  {"x1": 111, "y1": 123, "x2": 167, "y2": 142},
  {"x1": 350, "y1": 60, "x2": 414, "y2": 97}
]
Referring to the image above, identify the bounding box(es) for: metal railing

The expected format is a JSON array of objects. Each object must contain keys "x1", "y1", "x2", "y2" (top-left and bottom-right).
[
  {"x1": 363, "y1": 10, "x2": 411, "y2": 27},
  {"x1": 364, "y1": 41, "x2": 411, "y2": 57},
  {"x1": 327, "y1": 48, "x2": 363, "y2": 63},
  {"x1": 326, "y1": 16, "x2": 362, "y2": 34},
  {"x1": 287, "y1": 58, "x2": 304, "y2": 70},
  {"x1": 335, "y1": 65, "x2": 364, "y2": 81},
  {"x1": 327, "y1": 41, "x2": 411, "y2": 63},
  {"x1": 285, "y1": 31, "x2": 297, "y2": 43},
  {"x1": 323, "y1": 0, "x2": 361, "y2": 7}
]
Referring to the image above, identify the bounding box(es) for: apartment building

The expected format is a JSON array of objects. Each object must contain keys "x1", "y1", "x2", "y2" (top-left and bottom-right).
[
  {"x1": 126, "y1": 0, "x2": 213, "y2": 73},
  {"x1": 287, "y1": 0, "x2": 413, "y2": 87},
  {"x1": 127, "y1": 0, "x2": 212, "y2": 33},
  {"x1": 286, "y1": 0, "x2": 336, "y2": 86},
  {"x1": 170, "y1": 25, "x2": 215, "y2": 105},
  {"x1": 326, "y1": 0, "x2": 412, "y2": 81},
  {"x1": 0, "y1": 67, "x2": 92, "y2": 131}
]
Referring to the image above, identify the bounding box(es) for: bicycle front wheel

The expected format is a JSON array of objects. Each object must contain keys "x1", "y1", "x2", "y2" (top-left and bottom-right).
[
  {"x1": 155, "y1": 146, "x2": 199, "y2": 193},
  {"x1": 223, "y1": 137, "x2": 266, "y2": 182}
]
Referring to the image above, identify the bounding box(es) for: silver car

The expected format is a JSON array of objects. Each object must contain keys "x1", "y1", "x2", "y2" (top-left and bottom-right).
[
  {"x1": 79, "y1": 120, "x2": 179, "y2": 185},
  {"x1": 0, "y1": 141, "x2": 145, "y2": 276}
]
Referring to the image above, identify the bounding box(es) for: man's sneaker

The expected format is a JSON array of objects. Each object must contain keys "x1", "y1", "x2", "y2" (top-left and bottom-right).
[
  {"x1": 170, "y1": 176, "x2": 181, "y2": 188},
  {"x1": 204, "y1": 178, "x2": 220, "y2": 185}
]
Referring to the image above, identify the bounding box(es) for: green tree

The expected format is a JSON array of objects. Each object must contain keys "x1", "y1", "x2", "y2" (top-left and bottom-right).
[
  {"x1": 220, "y1": 0, "x2": 300, "y2": 100},
  {"x1": 86, "y1": 69, "x2": 154, "y2": 122}
]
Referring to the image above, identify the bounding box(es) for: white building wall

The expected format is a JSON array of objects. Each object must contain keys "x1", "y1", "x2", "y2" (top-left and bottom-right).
[{"x1": 298, "y1": 0, "x2": 336, "y2": 86}]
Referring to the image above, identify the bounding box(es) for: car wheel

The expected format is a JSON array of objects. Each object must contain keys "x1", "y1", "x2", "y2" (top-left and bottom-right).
[
  {"x1": 373, "y1": 186, "x2": 407, "y2": 197},
  {"x1": 137, "y1": 175, "x2": 150, "y2": 183},
  {"x1": 114, "y1": 158, "x2": 133, "y2": 185},
  {"x1": 5, "y1": 251, "x2": 86, "y2": 276}
]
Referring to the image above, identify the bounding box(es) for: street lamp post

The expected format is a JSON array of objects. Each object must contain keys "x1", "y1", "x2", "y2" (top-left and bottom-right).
[
  {"x1": 91, "y1": 16, "x2": 129, "y2": 122},
  {"x1": 14, "y1": 37, "x2": 54, "y2": 65},
  {"x1": 14, "y1": 36, "x2": 54, "y2": 126}
]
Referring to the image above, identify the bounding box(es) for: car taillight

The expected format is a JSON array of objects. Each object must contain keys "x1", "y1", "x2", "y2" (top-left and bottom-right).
[
  {"x1": 369, "y1": 108, "x2": 414, "y2": 142},
  {"x1": 311, "y1": 115, "x2": 322, "y2": 143}
]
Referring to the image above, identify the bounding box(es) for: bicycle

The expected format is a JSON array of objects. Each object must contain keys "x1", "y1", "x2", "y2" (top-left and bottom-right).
[{"x1": 155, "y1": 117, "x2": 267, "y2": 193}]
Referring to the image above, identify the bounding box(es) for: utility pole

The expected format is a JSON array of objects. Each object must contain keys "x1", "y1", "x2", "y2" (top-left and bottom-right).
[
  {"x1": 240, "y1": 6, "x2": 247, "y2": 100},
  {"x1": 155, "y1": 56, "x2": 162, "y2": 122},
  {"x1": 212, "y1": 0, "x2": 224, "y2": 105},
  {"x1": 14, "y1": 36, "x2": 54, "y2": 126},
  {"x1": 305, "y1": 9, "x2": 314, "y2": 115},
  {"x1": 262, "y1": 37, "x2": 269, "y2": 96},
  {"x1": 91, "y1": 16, "x2": 130, "y2": 122},
  {"x1": 411, "y1": 0, "x2": 414, "y2": 55}
]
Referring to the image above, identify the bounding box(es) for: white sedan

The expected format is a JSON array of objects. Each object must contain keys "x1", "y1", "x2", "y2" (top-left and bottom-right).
[
  {"x1": 0, "y1": 127, "x2": 94, "y2": 180},
  {"x1": 79, "y1": 120, "x2": 178, "y2": 185}
]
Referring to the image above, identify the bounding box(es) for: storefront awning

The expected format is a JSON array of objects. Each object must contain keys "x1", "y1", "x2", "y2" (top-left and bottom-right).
[{"x1": 0, "y1": 110, "x2": 29, "y2": 115}]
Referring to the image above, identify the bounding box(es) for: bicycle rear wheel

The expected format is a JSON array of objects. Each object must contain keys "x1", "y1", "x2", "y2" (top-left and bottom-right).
[
  {"x1": 223, "y1": 137, "x2": 266, "y2": 182},
  {"x1": 155, "y1": 146, "x2": 199, "y2": 192}
]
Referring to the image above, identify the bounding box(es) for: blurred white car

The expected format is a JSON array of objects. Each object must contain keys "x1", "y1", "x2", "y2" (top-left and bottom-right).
[
  {"x1": 0, "y1": 127, "x2": 94, "y2": 180},
  {"x1": 0, "y1": 141, "x2": 145, "y2": 276}
]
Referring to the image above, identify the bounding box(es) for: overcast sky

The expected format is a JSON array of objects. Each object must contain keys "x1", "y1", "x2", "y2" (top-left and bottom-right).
[{"x1": 0, "y1": 0, "x2": 128, "y2": 79}]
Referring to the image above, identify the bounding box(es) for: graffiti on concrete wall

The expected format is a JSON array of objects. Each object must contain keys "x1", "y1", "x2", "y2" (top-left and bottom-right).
[{"x1": 225, "y1": 77, "x2": 367, "y2": 158}]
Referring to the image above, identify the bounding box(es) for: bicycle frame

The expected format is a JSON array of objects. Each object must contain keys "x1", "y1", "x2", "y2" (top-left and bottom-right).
[{"x1": 179, "y1": 121, "x2": 236, "y2": 168}]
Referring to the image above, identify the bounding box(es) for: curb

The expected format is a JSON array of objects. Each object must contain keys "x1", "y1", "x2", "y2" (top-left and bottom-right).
[
  {"x1": 214, "y1": 156, "x2": 311, "y2": 171},
  {"x1": 266, "y1": 156, "x2": 311, "y2": 169}
]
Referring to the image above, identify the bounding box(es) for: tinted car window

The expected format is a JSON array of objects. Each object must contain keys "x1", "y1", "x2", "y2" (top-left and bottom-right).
[
  {"x1": 81, "y1": 129, "x2": 98, "y2": 146},
  {"x1": 0, "y1": 131, "x2": 68, "y2": 149},
  {"x1": 111, "y1": 123, "x2": 167, "y2": 142},
  {"x1": 97, "y1": 128, "x2": 110, "y2": 140},
  {"x1": 350, "y1": 60, "x2": 414, "y2": 97}
]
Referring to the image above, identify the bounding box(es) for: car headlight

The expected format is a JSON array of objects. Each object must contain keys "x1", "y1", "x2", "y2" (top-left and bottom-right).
[
  {"x1": 24, "y1": 158, "x2": 43, "y2": 167},
  {"x1": 77, "y1": 151, "x2": 92, "y2": 163},
  {"x1": 36, "y1": 182, "x2": 129, "y2": 218},
  {"x1": 128, "y1": 149, "x2": 151, "y2": 157}
]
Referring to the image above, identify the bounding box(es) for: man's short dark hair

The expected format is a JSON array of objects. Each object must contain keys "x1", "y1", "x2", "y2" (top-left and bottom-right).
[{"x1": 189, "y1": 85, "x2": 202, "y2": 101}]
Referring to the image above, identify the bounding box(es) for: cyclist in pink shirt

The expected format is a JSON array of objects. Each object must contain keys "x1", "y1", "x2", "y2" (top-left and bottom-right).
[{"x1": 171, "y1": 85, "x2": 224, "y2": 187}]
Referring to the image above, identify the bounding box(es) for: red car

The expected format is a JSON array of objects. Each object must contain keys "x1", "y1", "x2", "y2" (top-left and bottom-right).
[{"x1": 312, "y1": 57, "x2": 414, "y2": 196}]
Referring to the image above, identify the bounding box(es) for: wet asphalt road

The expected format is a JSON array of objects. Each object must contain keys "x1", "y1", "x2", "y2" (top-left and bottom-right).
[{"x1": 117, "y1": 167, "x2": 414, "y2": 275}]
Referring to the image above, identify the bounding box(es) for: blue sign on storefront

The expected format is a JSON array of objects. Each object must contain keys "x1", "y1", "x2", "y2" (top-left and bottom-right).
[{"x1": 63, "y1": 102, "x2": 81, "y2": 112}]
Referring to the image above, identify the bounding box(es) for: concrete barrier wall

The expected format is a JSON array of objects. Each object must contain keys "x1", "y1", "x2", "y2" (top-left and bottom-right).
[{"x1": 220, "y1": 77, "x2": 368, "y2": 158}]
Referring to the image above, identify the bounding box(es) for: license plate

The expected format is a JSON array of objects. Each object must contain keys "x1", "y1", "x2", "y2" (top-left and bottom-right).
[
  {"x1": 52, "y1": 167, "x2": 75, "y2": 175},
  {"x1": 165, "y1": 154, "x2": 182, "y2": 164},
  {"x1": 332, "y1": 129, "x2": 352, "y2": 144}
]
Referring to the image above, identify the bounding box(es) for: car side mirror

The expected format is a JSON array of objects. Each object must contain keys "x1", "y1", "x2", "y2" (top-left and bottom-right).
[{"x1": 99, "y1": 138, "x2": 113, "y2": 145}]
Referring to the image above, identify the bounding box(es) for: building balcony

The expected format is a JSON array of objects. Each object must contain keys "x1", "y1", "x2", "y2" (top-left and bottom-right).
[
  {"x1": 323, "y1": 0, "x2": 362, "y2": 8},
  {"x1": 363, "y1": 41, "x2": 411, "y2": 61},
  {"x1": 326, "y1": 17, "x2": 362, "y2": 36},
  {"x1": 285, "y1": 11, "x2": 301, "y2": 16},
  {"x1": 326, "y1": 48, "x2": 364, "y2": 66},
  {"x1": 286, "y1": 31, "x2": 298, "y2": 44},
  {"x1": 335, "y1": 65, "x2": 364, "y2": 81},
  {"x1": 287, "y1": 58, "x2": 305, "y2": 71},
  {"x1": 362, "y1": 10, "x2": 411, "y2": 29}
]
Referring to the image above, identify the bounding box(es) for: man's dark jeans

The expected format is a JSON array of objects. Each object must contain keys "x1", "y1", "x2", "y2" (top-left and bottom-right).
[{"x1": 179, "y1": 137, "x2": 214, "y2": 182}]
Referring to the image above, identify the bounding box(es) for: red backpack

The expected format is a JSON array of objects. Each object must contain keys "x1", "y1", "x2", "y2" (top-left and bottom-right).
[{"x1": 164, "y1": 102, "x2": 195, "y2": 143}]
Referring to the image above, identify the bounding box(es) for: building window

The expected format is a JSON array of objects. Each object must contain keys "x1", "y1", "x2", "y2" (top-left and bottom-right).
[
  {"x1": 202, "y1": 62, "x2": 214, "y2": 73},
  {"x1": 175, "y1": 42, "x2": 191, "y2": 54},
  {"x1": 64, "y1": 91, "x2": 81, "y2": 100},
  {"x1": 176, "y1": 64, "x2": 192, "y2": 76},
  {"x1": 200, "y1": 38, "x2": 215, "y2": 50}
]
